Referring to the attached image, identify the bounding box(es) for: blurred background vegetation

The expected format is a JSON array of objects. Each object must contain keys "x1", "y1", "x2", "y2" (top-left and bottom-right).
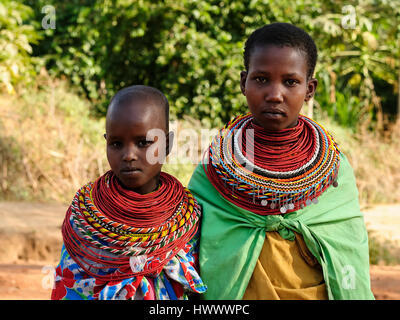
[
  {"x1": 0, "y1": 0, "x2": 399, "y2": 205},
  {"x1": 4, "y1": 0, "x2": 400, "y2": 128}
]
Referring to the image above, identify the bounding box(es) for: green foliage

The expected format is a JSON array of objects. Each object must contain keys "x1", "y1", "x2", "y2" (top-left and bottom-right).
[
  {"x1": 316, "y1": 83, "x2": 362, "y2": 129},
  {"x1": 17, "y1": 0, "x2": 400, "y2": 129},
  {"x1": 310, "y1": 0, "x2": 400, "y2": 129},
  {"x1": 0, "y1": 0, "x2": 40, "y2": 93},
  {"x1": 23, "y1": 0, "x2": 247, "y2": 127}
]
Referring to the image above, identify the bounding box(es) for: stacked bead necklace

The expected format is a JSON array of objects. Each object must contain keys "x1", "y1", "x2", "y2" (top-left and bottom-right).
[
  {"x1": 62, "y1": 171, "x2": 201, "y2": 281},
  {"x1": 206, "y1": 113, "x2": 341, "y2": 215}
]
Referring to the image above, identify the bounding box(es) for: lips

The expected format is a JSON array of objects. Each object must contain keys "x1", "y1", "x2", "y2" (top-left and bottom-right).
[
  {"x1": 262, "y1": 107, "x2": 286, "y2": 115},
  {"x1": 120, "y1": 167, "x2": 141, "y2": 176},
  {"x1": 261, "y1": 108, "x2": 286, "y2": 119}
]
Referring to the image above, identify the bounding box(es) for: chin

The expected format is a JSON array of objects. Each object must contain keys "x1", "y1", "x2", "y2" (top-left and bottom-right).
[
  {"x1": 115, "y1": 176, "x2": 140, "y2": 190},
  {"x1": 121, "y1": 182, "x2": 140, "y2": 191},
  {"x1": 256, "y1": 116, "x2": 298, "y2": 131}
]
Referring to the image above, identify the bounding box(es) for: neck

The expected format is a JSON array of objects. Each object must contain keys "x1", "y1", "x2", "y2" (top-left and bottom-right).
[
  {"x1": 251, "y1": 116, "x2": 301, "y2": 134},
  {"x1": 117, "y1": 173, "x2": 161, "y2": 195}
]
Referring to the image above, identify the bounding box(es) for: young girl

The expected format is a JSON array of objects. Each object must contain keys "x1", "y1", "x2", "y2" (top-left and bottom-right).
[
  {"x1": 188, "y1": 23, "x2": 374, "y2": 300},
  {"x1": 52, "y1": 85, "x2": 206, "y2": 300}
]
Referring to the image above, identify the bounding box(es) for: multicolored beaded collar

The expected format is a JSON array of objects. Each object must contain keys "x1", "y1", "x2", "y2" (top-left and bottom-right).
[
  {"x1": 62, "y1": 171, "x2": 201, "y2": 281},
  {"x1": 205, "y1": 113, "x2": 341, "y2": 215}
]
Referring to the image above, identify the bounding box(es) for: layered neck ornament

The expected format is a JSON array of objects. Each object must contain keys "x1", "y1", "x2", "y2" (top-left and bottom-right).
[
  {"x1": 62, "y1": 171, "x2": 201, "y2": 281},
  {"x1": 206, "y1": 113, "x2": 341, "y2": 215}
]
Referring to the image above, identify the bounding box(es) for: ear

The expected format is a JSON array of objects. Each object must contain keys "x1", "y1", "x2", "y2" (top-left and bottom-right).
[
  {"x1": 166, "y1": 131, "x2": 174, "y2": 156},
  {"x1": 304, "y1": 78, "x2": 318, "y2": 101},
  {"x1": 240, "y1": 71, "x2": 248, "y2": 96}
]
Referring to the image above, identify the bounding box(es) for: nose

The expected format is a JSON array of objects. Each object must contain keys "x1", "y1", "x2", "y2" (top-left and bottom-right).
[
  {"x1": 122, "y1": 144, "x2": 138, "y2": 162},
  {"x1": 265, "y1": 83, "x2": 284, "y2": 103}
]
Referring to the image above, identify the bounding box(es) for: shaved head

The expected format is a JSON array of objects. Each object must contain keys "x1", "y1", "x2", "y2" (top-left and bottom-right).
[{"x1": 106, "y1": 85, "x2": 169, "y2": 131}]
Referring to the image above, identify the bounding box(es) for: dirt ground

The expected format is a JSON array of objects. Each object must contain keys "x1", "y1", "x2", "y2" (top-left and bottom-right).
[{"x1": 0, "y1": 201, "x2": 399, "y2": 300}]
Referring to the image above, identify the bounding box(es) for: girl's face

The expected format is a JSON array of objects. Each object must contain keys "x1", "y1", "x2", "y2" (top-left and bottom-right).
[
  {"x1": 240, "y1": 45, "x2": 317, "y2": 131},
  {"x1": 105, "y1": 99, "x2": 171, "y2": 194}
]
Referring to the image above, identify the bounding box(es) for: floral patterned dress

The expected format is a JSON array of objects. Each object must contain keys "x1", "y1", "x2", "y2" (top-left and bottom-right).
[{"x1": 51, "y1": 234, "x2": 206, "y2": 300}]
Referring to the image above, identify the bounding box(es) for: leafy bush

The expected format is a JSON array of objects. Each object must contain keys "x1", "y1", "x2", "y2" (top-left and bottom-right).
[
  {"x1": 22, "y1": 0, "x2": 400, "y2": 128},
  {"x1": 0, "y1": 0, "x2": 40, "y2": 93}
]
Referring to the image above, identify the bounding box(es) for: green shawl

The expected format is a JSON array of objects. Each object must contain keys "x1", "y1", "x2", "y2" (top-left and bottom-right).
[{"x1": 188, "y1": 154, "x2": 374, "y2": 300}]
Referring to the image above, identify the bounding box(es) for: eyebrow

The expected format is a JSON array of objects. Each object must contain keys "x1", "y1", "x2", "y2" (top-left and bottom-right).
[
  {"x1": 106, "y1": 134, "x2": 156, "y2": 142},
  {"x1": 282, "y1": 72, "x2": 301, "y2": 77},
  {"x1": 251, "y1": 70, "x2": 301, "y2": 77}
]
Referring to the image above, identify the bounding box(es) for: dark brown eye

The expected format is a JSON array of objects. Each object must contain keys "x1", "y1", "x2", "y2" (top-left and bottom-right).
[
  {"x1": 110, "y1": 141, "x2": 122, "y2": 148},
  {"x1": 255, "y1": 76, "x2": 267, "y2": 84},
  {"x1": 138, "y1": 140, "x2": 153, "y2": 148},
  {"x1": 285, "y1": 79, "x2": 299, "y2": 86}
]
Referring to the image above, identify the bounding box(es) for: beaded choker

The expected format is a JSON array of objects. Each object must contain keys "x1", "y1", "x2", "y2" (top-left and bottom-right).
[
  {"x1": 62, "y1": 171, "x2": 201, "y2": 281},
  {"x1": 206, "y1": 114, "x2": 341, "y2": 215}
]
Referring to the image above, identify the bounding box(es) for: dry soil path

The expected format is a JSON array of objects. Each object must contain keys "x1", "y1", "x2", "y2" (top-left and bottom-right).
[{"x1": 0, "y1": 201, "x2": 398, "y2": 300}]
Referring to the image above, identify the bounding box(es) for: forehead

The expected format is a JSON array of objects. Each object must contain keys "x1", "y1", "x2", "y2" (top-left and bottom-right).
[
  {"x1": 106, "y1": 98, "x2": 166, "y2": 134},
  {"x1": 248, "y1": 45, "x2": 308, "y2": 75}
]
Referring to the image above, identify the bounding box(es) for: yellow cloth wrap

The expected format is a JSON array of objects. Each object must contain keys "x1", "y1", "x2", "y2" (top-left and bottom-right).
[{"x1": 243, "y1": 232, "x2": 328, "y2": 300}]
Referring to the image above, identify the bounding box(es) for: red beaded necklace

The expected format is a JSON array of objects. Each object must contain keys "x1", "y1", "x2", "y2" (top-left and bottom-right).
[
  {"x1": 206, "y1": 114, "x2": 340, "y2": 215},
  {"x1": 92, "y1": 172, "x2": 185, "y2": 227},
  {"x1": 242, "y1": 118, "x2": 316, "y2": 171},
  {"x1": 62, "y1": 171, "x2": 201, "y2": 281}
]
